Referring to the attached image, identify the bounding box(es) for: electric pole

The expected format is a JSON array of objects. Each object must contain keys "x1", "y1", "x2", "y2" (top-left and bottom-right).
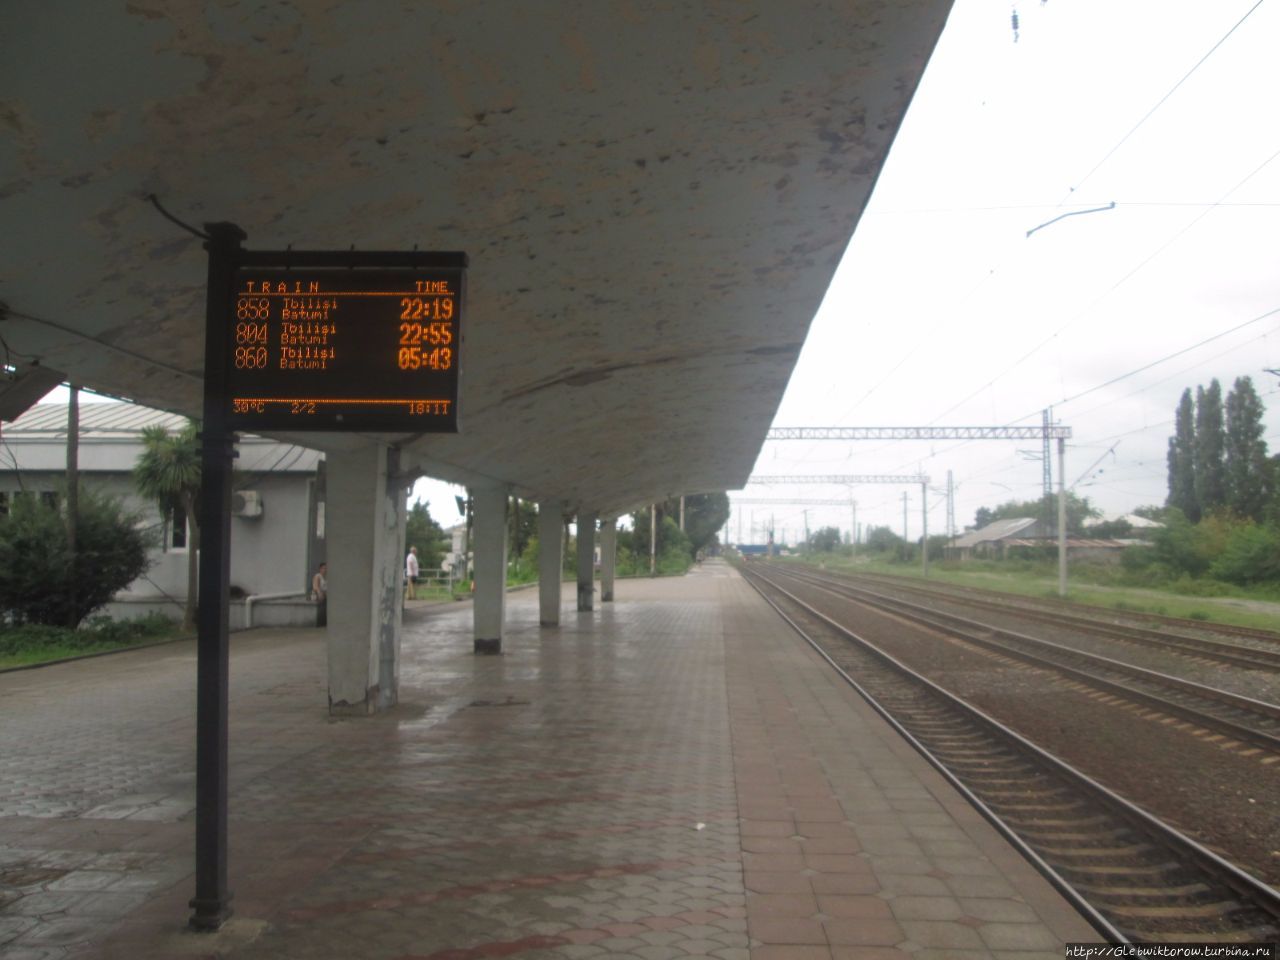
[
  {"x1": 945, "y1": 470, "x2": 955, "y2": 542},
  {"x1": 66, "y1": 384, "x2": 79, "y2": 628},
  {"x1": 920, "y1": 478, "x2": 928, "y2": 577},
  {"x1": 901, "y1": 492, "x2": 908, "y2": 562},
  {"x1": 649, "y1": 504, "x2": 657, "y2": 576},
  {"x1": 850, "y1": 499, "x2": 857, "y2": 556},
  {"x1": 1043, "y1": 408, "x2": 1054, "y2": 536},
  {"x1": 1058, "y1": 438, "x2": 1068, "y2": 597}
]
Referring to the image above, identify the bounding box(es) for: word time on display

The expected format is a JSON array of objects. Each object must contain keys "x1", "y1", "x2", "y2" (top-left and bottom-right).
[{"x1": 225, "y1": 268, "x2": 464, "y2": 432}]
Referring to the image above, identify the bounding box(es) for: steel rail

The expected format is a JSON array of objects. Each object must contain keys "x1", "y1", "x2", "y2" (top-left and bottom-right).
[
  {"x1": 771, "y1": 566, "x2": 1280, "y2": 750},
  {"x1": 736, "y1": 565, "x2": 1126, "y2": 943},
  {"x1": 844, "y1": 568, "x2": 1280, "y2": 671},
  {"x1": 739, "y1": 563, "x2": 1280, "y2": 940}
]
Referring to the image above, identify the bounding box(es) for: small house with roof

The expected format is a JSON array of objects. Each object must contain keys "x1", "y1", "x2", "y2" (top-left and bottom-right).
[
  {"x1": 0, "y1": 401, "x2": 324, "y2": 628},
  {"x1": 945, "y1": 516, "x2": 1139, "y2": 564},
  {"x1": 943, "y1": 517, "x2": 1046, "y2": 561}
]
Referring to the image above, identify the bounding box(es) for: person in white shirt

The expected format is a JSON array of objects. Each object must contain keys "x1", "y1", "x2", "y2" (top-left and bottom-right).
[{"x1": 405, "y1": 546, "x2": 420, "y2": 600}]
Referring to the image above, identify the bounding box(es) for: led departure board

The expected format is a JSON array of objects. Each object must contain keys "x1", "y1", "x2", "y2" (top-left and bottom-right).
[{"x1": 224, "y1": 253, "x2": 466, "y2": 432}]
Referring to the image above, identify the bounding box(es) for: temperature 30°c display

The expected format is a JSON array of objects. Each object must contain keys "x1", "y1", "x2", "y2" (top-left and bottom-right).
[{"x1": 225, "y1": 259, "x2": 466, "y2": 432}]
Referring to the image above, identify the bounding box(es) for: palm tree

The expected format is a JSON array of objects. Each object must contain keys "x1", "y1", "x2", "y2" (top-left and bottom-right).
[{"x1": 134, "y1": 421, "x2": 201, "y2": 630}]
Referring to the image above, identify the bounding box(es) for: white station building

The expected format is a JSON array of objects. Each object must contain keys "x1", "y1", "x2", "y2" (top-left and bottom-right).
[{"x1": 0, "y1": 401, "x2": 324, "y2": 629}]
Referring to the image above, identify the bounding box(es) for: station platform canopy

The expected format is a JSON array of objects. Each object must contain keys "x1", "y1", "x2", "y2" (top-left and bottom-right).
[{"x1": 1, "y1": 1, "x2": 952, "y2": 519}]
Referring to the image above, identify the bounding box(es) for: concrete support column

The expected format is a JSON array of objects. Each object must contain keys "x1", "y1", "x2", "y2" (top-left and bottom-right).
[
  {"x1": 576, "y1": 511, "x2": 597, "y2": 611},
  {"x1": 600, "y1": 518, "x2": 617, "y2": 602},
  {"x1": 326, "y1": 444, "x2": 405, "y2": 716},
  {"x1": 537, "y1": 500, "x2": 564, "y2": 626},
  {"x1": 472, "y1": 483, "x2": 508, "y2": 654}
]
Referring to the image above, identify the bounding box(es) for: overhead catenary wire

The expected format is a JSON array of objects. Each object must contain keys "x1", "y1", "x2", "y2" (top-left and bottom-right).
[
  {"x1": 861, "y1": 379, "x2": 1280, "y2": 531},
  {"x1": 869, "y1": 200, "x2": 1280, "y2": 215},
  {"x1": 1050, "y1": 305, "x2": 1280, "y2": 411},
  {"x1": 1062, "y1": 326, "x2": 1280, "y2": 423},
  {"x1": 1059, "y1": 0, "x2": 1270, "y2": 201},
  {"x1": 928, "y1": 142, "x2": 1280, "y2": 429}
]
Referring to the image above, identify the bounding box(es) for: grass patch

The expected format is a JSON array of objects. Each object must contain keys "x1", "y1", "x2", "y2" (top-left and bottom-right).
[
  {"x1": 780, "y1": 553, "x2": 1280, "y2": 633},
  {"x1": 0, "y1": 613, "x2": 182, "y2": 669}
]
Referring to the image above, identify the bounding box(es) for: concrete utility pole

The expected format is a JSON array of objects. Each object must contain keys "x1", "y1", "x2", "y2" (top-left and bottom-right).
[
  {"x1": 901, "y1": 492, "x2": 908, "y2": 562},
  {"x1": 465, "y1": 497, "x2": 474, "y2": 581},
  {"x1": 920, "y1": 479, "x2": 928, "y2": 577},
  {"x1": 803, "y1": 510, "x2": 809, "y2": 550},
  {"x1": 66, "y1": 384, "x2": 79, "y2": 628},
  {"x1": 679, "y1": 495, "x2": 685, "y2": 531},
  {"x1": 649, "y1": 504, "x2": 657, "y2": 576},
  {"x1": 504, "y1": 499, "x2": 514, "y2": 576},
  {"x1": 850, "y1": 499, "x2": 857, "y2": 556},
  {"x1": 1058, "y1": 437, "x2": 1068, "y2": 597},
  {"x1": 946, "y1": 470, "x2": 955, "y2": 542},
  {"x1": 1042, "y1": 408, "x2": 1055, "y2": 537}
]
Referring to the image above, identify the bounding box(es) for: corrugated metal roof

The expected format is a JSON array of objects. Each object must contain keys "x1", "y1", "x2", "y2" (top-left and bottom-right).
[
  {"x1": 3, "y1": 402, "x2": 187, "y2": 437},
  {"x1": 1004, "y1": 538, "x2": 1130, "y2": 549},
  {"x1": 1, "y1": 402, "x2": 322, "y2": 475},
  {"x1": 950, "y1": 517, "x2": 1039, "y2": 549},
  {"x1": 1084, "y1": 513, "x2": 1165, "y2": 530}
]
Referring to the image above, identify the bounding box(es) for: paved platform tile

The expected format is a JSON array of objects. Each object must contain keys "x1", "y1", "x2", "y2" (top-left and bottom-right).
[{"x1": 0, "y1": 565, "x2": 1096, "y2": 959}]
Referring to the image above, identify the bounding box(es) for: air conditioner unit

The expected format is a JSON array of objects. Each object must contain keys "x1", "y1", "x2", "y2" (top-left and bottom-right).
[{"x1": 232, "y1": 490, "x2": 263, "y2": 518}]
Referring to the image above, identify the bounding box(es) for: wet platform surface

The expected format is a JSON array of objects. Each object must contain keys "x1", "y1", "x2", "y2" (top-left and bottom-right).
[{"x1": 0, "y1": 560, "x2": 1094, "y2": 959}]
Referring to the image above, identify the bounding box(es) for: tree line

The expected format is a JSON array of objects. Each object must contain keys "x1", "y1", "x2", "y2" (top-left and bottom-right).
[
  {"x1": 1166, "y1": 376, "x2": 1273, "y2": 524},
  {"x1": 1157, "y1": 375, "x2": 1280, "y2": 586}
]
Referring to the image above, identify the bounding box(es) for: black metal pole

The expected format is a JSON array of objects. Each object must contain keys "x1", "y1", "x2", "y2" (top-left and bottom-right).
[{"x1": 189, "y1": 221, "x2": 245, "y2": 931}]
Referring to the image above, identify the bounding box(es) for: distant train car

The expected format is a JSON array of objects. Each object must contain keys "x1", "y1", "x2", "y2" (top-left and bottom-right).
[{"x1": 736, "y1": 544, "x2": 772, "y2": 559}]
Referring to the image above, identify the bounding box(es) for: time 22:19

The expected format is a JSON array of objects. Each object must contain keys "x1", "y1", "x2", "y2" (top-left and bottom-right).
[{"x1": 400, "y1": 297, "x2": 454, "y2": 321}]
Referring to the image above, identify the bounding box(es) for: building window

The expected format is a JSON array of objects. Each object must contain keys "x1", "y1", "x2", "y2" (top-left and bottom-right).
[
  {"x1": 0, "y1": 492, "x2": 7, "y2": 516},
  {"x1": 40, "y1": 491, "x2": 59, "y2": 510}
]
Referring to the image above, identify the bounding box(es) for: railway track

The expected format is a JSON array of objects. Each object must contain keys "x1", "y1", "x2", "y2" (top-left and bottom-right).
[
  {"x1": 765, "y1": 565, "x2": 1280, "y2": 754},
  {"x1": 841, "y1": 568, "x2": 1280, "y2": 670},
  {"x1": 739, "y1": 562, "x2": 1280, "y2": 944}
]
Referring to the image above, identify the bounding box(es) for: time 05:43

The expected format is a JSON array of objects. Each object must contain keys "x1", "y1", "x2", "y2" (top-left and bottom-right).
[{"x1": 398, "y1": 346, "x2": 452, "y2": 371}]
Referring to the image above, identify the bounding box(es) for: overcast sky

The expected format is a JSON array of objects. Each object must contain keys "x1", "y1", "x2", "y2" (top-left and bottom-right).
[{"x1": 732, "y1": 0, "x2": 1280, "y2": 545}]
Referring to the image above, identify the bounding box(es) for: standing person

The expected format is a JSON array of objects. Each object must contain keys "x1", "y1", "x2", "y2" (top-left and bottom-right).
[
  {"x1": 311, "y1": 562, "x2": 328, "y2": 628},
  {"x1": 405, "y1": 546, "x2": 420, "y2": 601}
]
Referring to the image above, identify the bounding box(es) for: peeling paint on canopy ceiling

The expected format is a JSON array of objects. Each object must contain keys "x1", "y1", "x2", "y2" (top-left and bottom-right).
[{"x1": 0, "y1": 0, "x2": 952, "y2": 517}]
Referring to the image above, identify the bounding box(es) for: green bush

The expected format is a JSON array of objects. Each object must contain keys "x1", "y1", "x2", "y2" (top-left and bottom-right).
[
  {"x1": 0, "y1": 488, "x2": 152, "y2": 627},
  {"x1": 0, "y1": 624, "x2": 75, "y2": 655},
  {"x1": 1168, "y1": 575, "x2": 1234, "y2": 597},
  {"x1": 0, "y1": 613, "x2": 175, "y2": 657},
  {"x1": 614, "y1": 517, "x2": 694, "y2": 576},
  {"x1": 1208, "y1": 523, "x2": 1280, "y2": 585},
  {"x1": 80, "y1": 612, "x2": 175, "y2": 644},
  {"x1": 1152, "y1": 512, "x2": 1228, "y2": 578}
]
